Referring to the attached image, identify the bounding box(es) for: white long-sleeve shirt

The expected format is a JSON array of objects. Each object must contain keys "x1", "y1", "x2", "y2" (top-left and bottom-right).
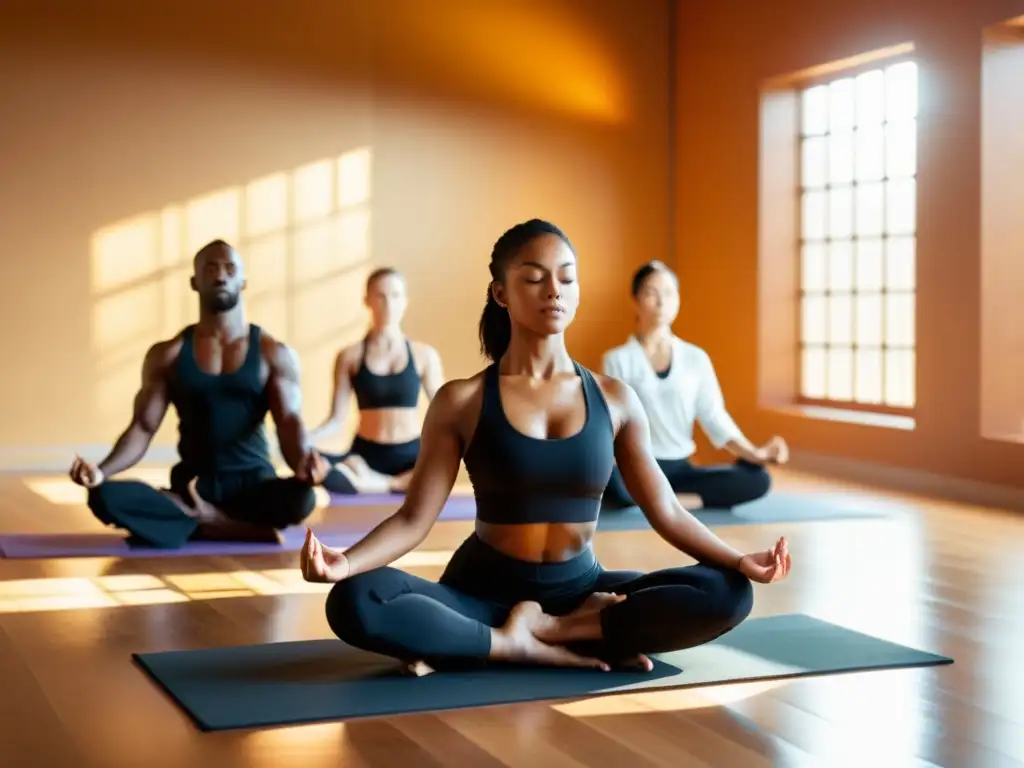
[{"x1": 602, "y1": 335, "x2": 743, "y2": 460}]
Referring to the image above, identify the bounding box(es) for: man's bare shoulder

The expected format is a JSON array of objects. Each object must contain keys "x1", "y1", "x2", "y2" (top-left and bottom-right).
[
  {"x1": 144, "y1": 333, "x2": 186, "y2": 374},
  {"x1": 257, "y1": 330, "x2": 300, "y2": 376}
]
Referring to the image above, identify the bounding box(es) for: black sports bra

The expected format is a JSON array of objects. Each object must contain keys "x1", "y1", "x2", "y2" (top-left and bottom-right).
[
  {"x1": 462, "y1": 362, "x2": 616, "y2": 524},
  {"x1": 351, "y1": 339, "x2": 422, "y2": 410}
]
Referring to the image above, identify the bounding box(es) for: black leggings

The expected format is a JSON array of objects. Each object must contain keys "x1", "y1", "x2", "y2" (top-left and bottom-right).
[
  {"x1": 603, "y1": 458, "x2": 771, "y2": 510},
  {"x1": 88, "y1": 464, "x2": 316, "y2": 549},
  {"x1": 325, "y1": 533, "x2": 753, "y2": 669},
  {"x1": 322, "y1": 436, "x2": 420, "y2": 495}
]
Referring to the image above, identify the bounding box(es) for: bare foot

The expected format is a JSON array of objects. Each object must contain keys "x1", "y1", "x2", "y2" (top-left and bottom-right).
[
  {"x1": 490, "y1": 602, "x2": 610, "y2": 670},
  {"x1": 531, "y1": 592, "x2": 626, "y2": 646},
  {"x1": 181, "y1": 479, "x2": 282, "y2": 543},
  {"x1": 533, "y1": 594, "x2": 654, "y2": 673},
  {"x1": 184, "y1": 478, "x2": 228, "y2": 523},
  {"x1": 606, "y1": 653, "x2": 654, "y2": 672},
  {"x1": 159, "y1": 489, "x2": 201, "y2": 519},
  {"x1": 335, "y1": 460, "x2": 394, "y2": 495},
  {"x1": 573, "y1": 591, "x2": 627, "y2": 615},
  {"x1": 403, "y1": 660, "x2": 435, "y2": 677},
  {"x1": 389, "y1": 471, "x2": 413, "y2": 494}
]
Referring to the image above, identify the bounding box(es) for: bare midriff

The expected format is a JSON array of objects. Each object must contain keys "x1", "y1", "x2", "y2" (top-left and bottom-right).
[
  {"x1": 356, "y1": 406, "x2": 422, "y2": 444},
  {"x1": 475, "y1": 521, "x2": 598, "y2": 563}
]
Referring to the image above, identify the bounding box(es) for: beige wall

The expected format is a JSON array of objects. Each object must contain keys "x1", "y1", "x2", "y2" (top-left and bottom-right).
[
  {"x1": 673, "y1": 0, "x2": 1024, "y2": 490},
  {"x1": 0, "y1": 0, "x2": 670, "y2": 464}
]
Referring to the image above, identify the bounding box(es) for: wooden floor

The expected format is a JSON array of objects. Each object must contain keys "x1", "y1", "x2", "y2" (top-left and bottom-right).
[{"x1": 1, "y1": 467, "x2": 1022, "y2": 768}]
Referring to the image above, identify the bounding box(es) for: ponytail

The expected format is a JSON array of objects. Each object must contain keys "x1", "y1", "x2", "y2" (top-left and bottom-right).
[{"x1": 478, "y1": 284, "x2": 512, "y2": 362}]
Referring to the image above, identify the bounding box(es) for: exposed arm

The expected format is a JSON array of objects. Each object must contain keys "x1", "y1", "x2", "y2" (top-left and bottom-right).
[
  {"x1": 308, "y1": 350, "x2": 353, "y2": 444},
  {"x1": 693, "y1": 353, "x2": 763, "y2": 463},
  {"x1": 97, "y1": 344, "x2": 171, "y2": 478},
  {"x1": 267, "y1": 342, "x2": 313, "y2": 471},
  {"x1": 611, "y1": 380, "x2": 745, "y2": 569},
  {"x1": 337, "y1": 382, "x2": 467, "y2": 578},
  {"x1": 419, "y1": 345, "x2": 445, "y2": 401}
]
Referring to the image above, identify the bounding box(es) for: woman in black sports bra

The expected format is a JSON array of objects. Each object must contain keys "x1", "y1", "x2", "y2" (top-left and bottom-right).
[
  {"x1": 309, "y1": 267, "x2": 445, "y2": 495},
  {"x1": 300, "y1": 220, "x2": 792, "y2": 673}
]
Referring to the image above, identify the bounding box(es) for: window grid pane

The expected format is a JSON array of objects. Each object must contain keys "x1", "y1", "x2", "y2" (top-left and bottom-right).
[{"x1": 796, "y1": 61, "x2": 918, "y2": 409}]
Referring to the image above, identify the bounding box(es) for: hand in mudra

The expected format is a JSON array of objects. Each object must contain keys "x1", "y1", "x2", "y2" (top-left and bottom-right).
[
  {"x1": 297, "y1": 450, "x2": 330, "y2": 485},
  {"x1": 300, "y1": 528, "x2": 349, "y2": 583},
  {"x1": 69, "y1": 455, "x2": 104, "y2": 488},
  {"x1": 764, "y1": 436, "x2": 789, "y2": 465},
  {"x1": 739, "y1": 536, "x2": 791, "y2": 584}
]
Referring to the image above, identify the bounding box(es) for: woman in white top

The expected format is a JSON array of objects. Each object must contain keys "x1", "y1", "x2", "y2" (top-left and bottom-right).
[{"x1": 601, "y1": 261, "x2": 788, "y2": 509}]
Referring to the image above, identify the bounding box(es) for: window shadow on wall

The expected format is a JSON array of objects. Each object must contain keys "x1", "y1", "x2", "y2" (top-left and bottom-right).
[{"x1": 89, "y1": 147, "x2": 375, "y2": 446}]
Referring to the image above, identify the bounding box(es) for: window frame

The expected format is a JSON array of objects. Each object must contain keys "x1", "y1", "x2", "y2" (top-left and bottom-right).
[{"x1": 793, "y1": 52, "x2": 918, "y2": 416}]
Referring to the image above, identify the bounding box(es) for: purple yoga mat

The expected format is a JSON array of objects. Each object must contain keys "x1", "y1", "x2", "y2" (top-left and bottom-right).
[
  {"x1": 0, "y1": 496, "x2": 477, "y2": 560},
  {"x1": 326, "y1": 492, "x2": 474, "y2": 507}
]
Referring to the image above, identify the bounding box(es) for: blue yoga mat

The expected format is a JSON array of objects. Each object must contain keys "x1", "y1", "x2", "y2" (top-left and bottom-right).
[
  {"x1": 133, "y1": 613, "x2": 951, "y2": 731},
  {"x1": 596, "y1": 491, "x2": 888, "y2": 531}
]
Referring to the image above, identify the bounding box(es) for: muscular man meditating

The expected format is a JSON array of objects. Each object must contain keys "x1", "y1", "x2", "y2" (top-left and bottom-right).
[
  {"x1": 299, "y1": 220, "x2": 791, "y2": 673},
  {"x1": 68, "y1": 240, "x2": 327, "y2": 548}
]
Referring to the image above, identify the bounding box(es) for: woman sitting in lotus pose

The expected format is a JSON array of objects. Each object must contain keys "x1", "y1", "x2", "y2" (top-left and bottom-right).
[
  {"x1": 310, "y1": 267, "x2": 444, "y2": 495},
  {"x1": 300, "y1": 220, "x2": 791, "y2": 673}
]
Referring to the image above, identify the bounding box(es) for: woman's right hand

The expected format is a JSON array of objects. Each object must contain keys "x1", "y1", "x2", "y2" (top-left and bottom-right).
[{"x1": 300, "y1": 528, "x2": 350, "y2": 583}]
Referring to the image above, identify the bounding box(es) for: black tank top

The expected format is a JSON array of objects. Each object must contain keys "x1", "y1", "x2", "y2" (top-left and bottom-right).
[
  {"x1": 462, "y1": 362, "x2": 615, "y2": 524},
  {"x1": 352, "y1": 338, "x2": 422, "y2": 410},
  {"x1": 168, "y1": 324, "x2": 273, "y2": 475}
]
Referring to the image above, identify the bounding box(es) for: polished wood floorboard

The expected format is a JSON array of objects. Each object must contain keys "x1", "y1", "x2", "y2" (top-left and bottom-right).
[{"x1": 0, "y1": 467, "x2": 1022, "y2": 767}]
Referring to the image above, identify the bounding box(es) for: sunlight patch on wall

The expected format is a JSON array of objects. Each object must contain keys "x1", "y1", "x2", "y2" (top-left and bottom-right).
[
  {"x1": 89, "y1": 147, "x2": 376, "y2": 440},
  {"x1": 338, "y1": 147, "x2": 372, "y2": 206}
]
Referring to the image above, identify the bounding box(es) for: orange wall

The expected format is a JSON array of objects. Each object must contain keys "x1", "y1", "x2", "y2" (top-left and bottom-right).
[
  {"x1": 0, "y1": 0, "x2": 670, "y2": 461},
  {"x1": 673, "y1": 0, "x2": 1024, "y2": 490}
]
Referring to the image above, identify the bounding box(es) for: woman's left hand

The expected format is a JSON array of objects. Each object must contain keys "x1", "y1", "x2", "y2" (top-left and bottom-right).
[
  {"x1": 760, "y1": 436, "x2": 789, "y2": 465},
  {"x1": 738, "y1": 536, "x2": 791, "y2": 583}
]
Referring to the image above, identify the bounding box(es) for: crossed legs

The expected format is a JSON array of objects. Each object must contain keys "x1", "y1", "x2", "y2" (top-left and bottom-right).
[
  {"x1": 324, "y1": 559, "x2": 753, "y2": 672},
  {"x1": 603, "y1": 459, "x2": 771, "y2": 510},
  {"x1": 88, "y1": 473, "x2": 316, "y2": 548}
]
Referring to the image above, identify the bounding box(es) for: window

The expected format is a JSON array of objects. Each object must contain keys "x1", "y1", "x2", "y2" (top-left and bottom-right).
[{"x1": 797, "y1": 61, "x2": 918, "y2": 410}]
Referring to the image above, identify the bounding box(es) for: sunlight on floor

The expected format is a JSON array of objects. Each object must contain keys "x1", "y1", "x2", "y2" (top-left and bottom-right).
[
  {"x1": 25, "y1": 468, "x2": 173, "y2": 505},
  {"x1": 553, "y1": 679, "x2": 792, "y2": 716},
  {"x1": 0, "y1": 550, "x2": 454, "y2": 614},
  {"x1": 242, "y1": 721, "x2": 348, "y2": 760}
]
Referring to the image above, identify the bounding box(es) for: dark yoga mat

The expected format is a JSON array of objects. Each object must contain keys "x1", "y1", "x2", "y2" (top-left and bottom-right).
[
  {"x1": 0, "y1": 496, "x2": 477, "y2": 559},
  {"x1": 597, "y1": 491, "x2": 889, "y2": 532},
  {"x1": 133, "y1": 613, "x2": 952, "y2": 732}
]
